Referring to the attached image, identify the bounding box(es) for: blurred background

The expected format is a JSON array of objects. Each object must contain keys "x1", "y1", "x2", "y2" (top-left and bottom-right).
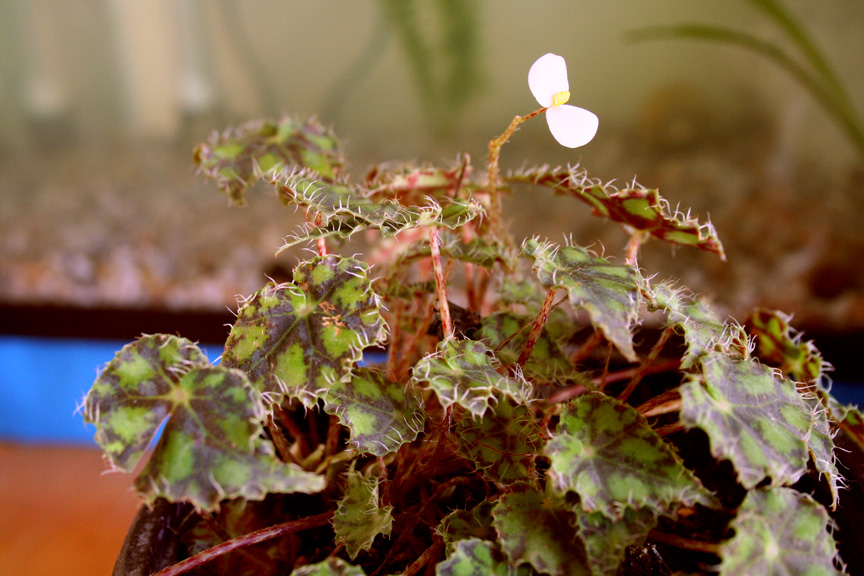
[{"x1": 0, "y1": 1, "x2": 862, "y2": 572}]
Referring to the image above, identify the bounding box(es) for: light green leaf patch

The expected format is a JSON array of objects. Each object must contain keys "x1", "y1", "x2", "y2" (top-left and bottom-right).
[
  {"x1": 491, "y1": 488, "x2": 590, "y2": 576},
  {"x1": 679, "y1": 352, "x2": 812, "y2": 489},
  {"x1": 222, "y1": 255, "x2": 386, "y2": 407},
  {"x1": 437, "y1": 501, "x2": 497, "y2": 553},
  {"x1": 523, "y1": 238, "x2": 641, "y2": 362},
  {"x1": 194, "y1": 116, "x2": 343, "y2": 205},
  {"x1": 575, "y1": 507, "x2": 658, "y2": 576},
  {"x1": 410, "y1": 339, "x2": 531, "y2": 418},
  {"x1": 84, "y1": 334, "x2": 324, "y2": 512},
  {"x1": 333, "y1": 467, "x2": 393, "y2": 560},
  {"x1": 545, "y1": 392, "x2": 716, "y2": 519},
  {"x1": 435, "y1": 538, "x2": 529, "y2": 576},
  {"x1": 291, "y1": 557, "x2": 367, "y2": 576},
  {"x1": 718, "y1": 487, "x2": 842, "y2": 576},
  {"x1": 323, "y1": 367, "x2": 426, "y2": 456},
  {"x1": 454, "y1": 396, "x2": 543, "y2": 484}
]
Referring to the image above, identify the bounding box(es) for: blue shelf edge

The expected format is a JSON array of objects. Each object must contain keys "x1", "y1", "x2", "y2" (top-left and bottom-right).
[
  {"x1": 0, "y1": 336, "x2": 223, "y2": 445},
  {"x1": 1, "y1": 335, "x2": 862, "y2": 445}
]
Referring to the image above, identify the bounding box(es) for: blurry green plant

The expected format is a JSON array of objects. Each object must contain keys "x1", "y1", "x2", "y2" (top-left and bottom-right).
[
  {"x1": 84, "y1": 54, "x2": 860, "y2": 575},
  {"x1": 629, "y1": 0, "x2": 864, "y2": 161}
]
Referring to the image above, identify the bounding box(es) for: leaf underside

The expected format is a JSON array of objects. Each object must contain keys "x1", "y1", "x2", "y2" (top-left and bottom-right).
[
  {"x1": 333, "y1": 467, "x2": 394, "y2": 560},
  {"x1": 509, "y1": 166, "x2": 725, "y2": 259}
]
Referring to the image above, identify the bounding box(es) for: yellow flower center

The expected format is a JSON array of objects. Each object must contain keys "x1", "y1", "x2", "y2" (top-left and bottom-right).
[{"x1": 552, "y1": 90, "x2": 571, "y2": 107}]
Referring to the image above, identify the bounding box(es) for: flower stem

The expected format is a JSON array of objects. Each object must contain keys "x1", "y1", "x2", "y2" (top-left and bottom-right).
[
  {"x1": 428, "y1": 226, "x2": 453, "y2": 339},
  {"x1": 487, "y1": 107, "x2": 546, "y2": 233},
  {"x1": 152, "y1": 512, "x2": 333, "y2": 576}
]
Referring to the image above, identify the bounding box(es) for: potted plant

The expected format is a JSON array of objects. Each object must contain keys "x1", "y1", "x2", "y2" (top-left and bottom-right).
[{"x1": 84, "y1": 53, "x2": 863, "y2": 576}]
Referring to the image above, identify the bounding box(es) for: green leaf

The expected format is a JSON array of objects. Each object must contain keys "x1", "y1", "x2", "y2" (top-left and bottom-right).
[
  {"x1": 435, "y1": 538, "x2": 528, "y2": 576},
  {"x1": 291, "y1": 557, "x2": 367, "y2": 576},
  {"x1": 84, "y1": 334, "x2": 324, "y2": 511},
  {"x1": 650, "y1": 281, "x2": 740, "y2": 369},
  {"x1": 747, "y1": 308, "x2": 827, "y2": 384},
  {"x1": 333, "y1": 467, "x2": 394, "y2": 560},
  {"x1": 510, "y1": 166, "x2": 725, "y2": 259},
  {"x1": 322, "y1": 367, "x2": 426, "y2": 456},
  {"x1": 491, "y1": 488, "x2": 591, "y2": 576},
  {"x1": 718, "y1": 487, "x2": 842, "y2": 575},
  {"x1": 85, "y1": 334, "x2": 209, "y2": 471},
  {"x1": 575, "y1": 507, "x2": 658, "y2": 576},
  {"x1": 477, "y1": 311, "x2": 579, "y2": 384},
  {"x1": 222, "y1": 255, "x2": 386, "y2": 407},
  {"x1": 273, "y1": 173, "x2": 482, "y2": 251},
  {"x1": 545, "y1": 392, "x2": 716, "y2": 519},
  {"x1": 523, "y1": 238, "x2": 641, "y2": 362},
  {"x1": 437, "y1": 501, "x2": 497, "y2": 552},
  {"x1": 454, "y1": 396, "x2": 543, "y2": 484},
  {"x1": 194, "y1": 117, "x2": 343, "y2": 205},
  {"x1": 410, "y1": 339, "x2": 531, "y2": 418},
  {"x1": 385, "y1": 231, "x2": 518, "y2": 276},
  {"x1": 679, "y1": 352, "x2": 811, "y2": 489}
]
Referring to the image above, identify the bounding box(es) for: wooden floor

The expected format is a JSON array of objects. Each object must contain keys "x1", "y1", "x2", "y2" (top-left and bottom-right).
[{"x1": 0, "y1": 443, "x2": 141, "y2": 576}]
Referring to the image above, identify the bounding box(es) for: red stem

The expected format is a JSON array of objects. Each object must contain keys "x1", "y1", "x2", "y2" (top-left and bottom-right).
[
  {"x1": 517, "y1": 287, "x2": 556, "y2": 367},
  {"x1": 428, "y1": 226, "x2": 453, "y2": 339},
  {"x1": 151, "y1": 512, "x2": 333, "y2": 576}
]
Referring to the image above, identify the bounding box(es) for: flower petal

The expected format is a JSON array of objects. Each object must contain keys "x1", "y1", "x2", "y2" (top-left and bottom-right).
[
  {"x1": 546, "y1": 105, "x2": 599, "y2": 148},
  {"x1": 528, "y1": 53, "x2": 569, "y2": 108}
]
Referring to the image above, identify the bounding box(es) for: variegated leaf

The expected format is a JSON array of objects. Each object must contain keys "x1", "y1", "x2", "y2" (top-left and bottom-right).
[
  {"x1": 679, "y1": 352, "x2": 811, "y2": 489},
  {"x1": 545, "y1": 392, "x2": 716, "y2": 519},
  {"x1": 222, "y1": 255, "x2": 386, "y2": 407},
  {"x1": 523, "y1": 238, "x2": 641, "y2": 362},
  {"x1": 194, "y1": 117, "x2": 343, "y2": 205},
  {"x1": 410, "y1": 339, "x2": 531, "y2": 418},
  {"x1": 322, "y1": 367, "x2": 426, "y2": 456},
  {"x1": 718, "y1": 487, "x2": 842, "y2": 575}
]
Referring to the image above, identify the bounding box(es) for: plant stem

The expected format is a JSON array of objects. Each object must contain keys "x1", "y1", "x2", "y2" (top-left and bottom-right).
[
  {"x1": 487, "y1": 107, "x2": 546, "y2": 234},
  {"x1": 648, "y1": 528, "x2": 720, "y2": 554},
  {"x1": 570, "y1": 330, "x2": 603, "y2": 365},
  {"x1": 517, "y1": 287, "x2": 557, "y2": 367},
  {"x1": 636, "y1": 388, "x2": 682, "y2": 417},
  {"x1": 151, "y1": 512, "x2": 333, "y2": 576},
  {"x1": 402, "y1": 538, "x2": 445, "y2": 576},
  {"x1": 617, "y1": 325, "x2": 675, "y2": 402},
  {"x1": 428, "y1": 226, "x2": 453, "y2": 339},
  {"x1": 624, "y1": 231, "x2": 644, "y2": 267}
]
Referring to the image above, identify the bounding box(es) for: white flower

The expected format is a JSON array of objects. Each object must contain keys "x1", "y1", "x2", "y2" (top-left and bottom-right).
[{"x1": 528, "y1": 53, "x2": 598, "y2": 148}]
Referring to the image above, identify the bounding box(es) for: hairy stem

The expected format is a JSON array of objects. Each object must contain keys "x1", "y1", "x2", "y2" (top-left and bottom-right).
[
  {"x1": 618, "y1": 325, "x2": 675, "y2": 402},
  {"x1": 517, "y1": 288, "x2": 557, "y2": 367},
  {"x1": 152, "y1": 512, "x2": 333, "y2": 576},
  {"x1": 487, "y1": 107, "x2": 545, "y2": 234},
  {"x1": 429, "y1": 226, "x2": 453, "y2": 339},
  {"x1": 570, "y1": 330, "x2": 603, "y2": 365}
]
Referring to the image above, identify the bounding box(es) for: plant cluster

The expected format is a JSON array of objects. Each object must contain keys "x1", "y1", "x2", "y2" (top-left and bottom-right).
[{"x1": 84, "y1": 55, "x2": 861, "y2": 576}]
